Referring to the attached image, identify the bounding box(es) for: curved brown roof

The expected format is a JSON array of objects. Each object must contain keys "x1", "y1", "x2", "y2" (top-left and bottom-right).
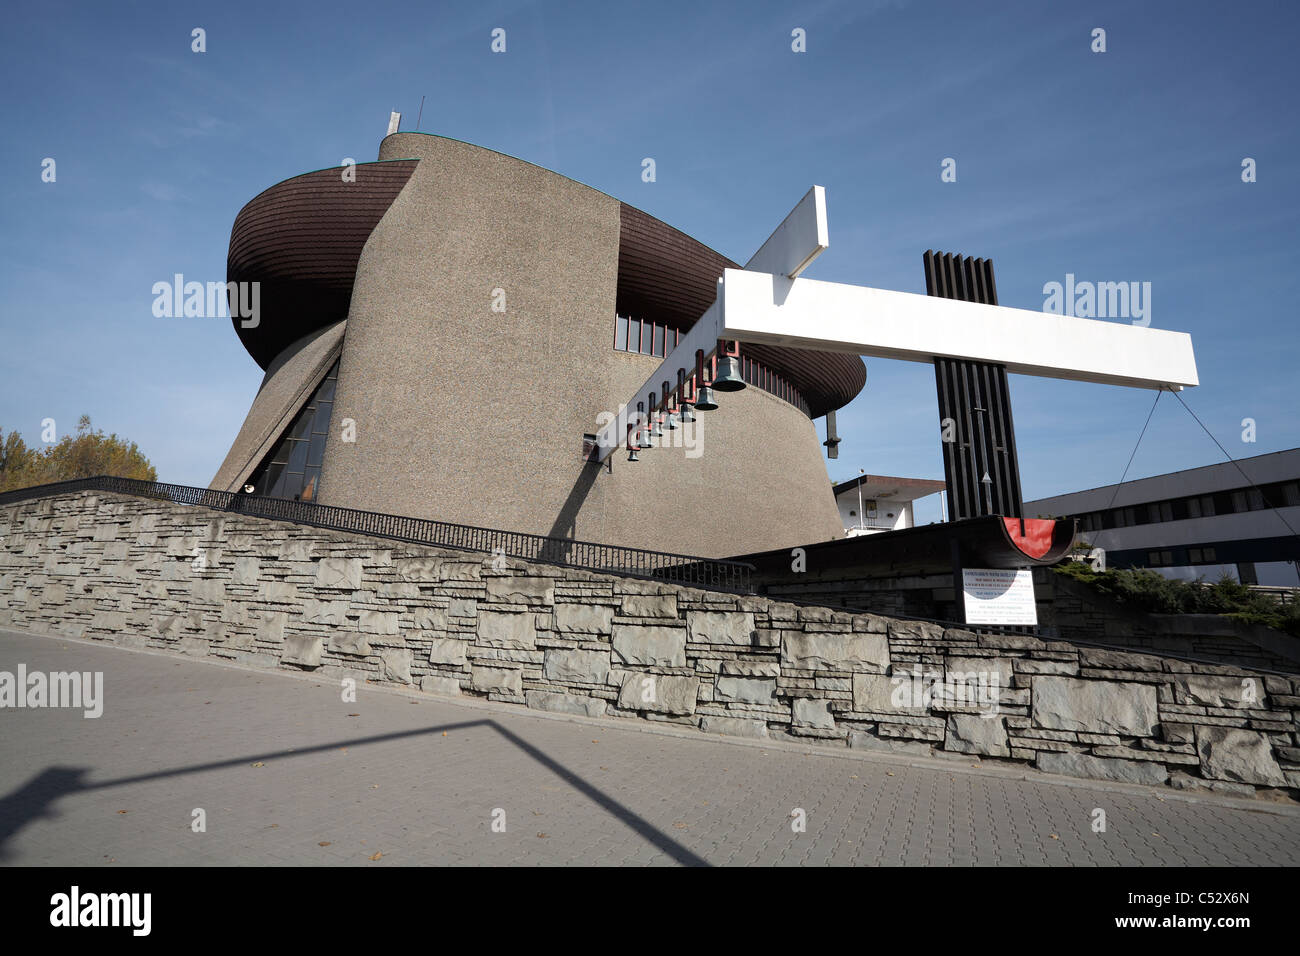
[
  {"x1": 227, "y1": 160, "x2": 417, "y2": 368},
  {"x1": 228, "y1": 152, "x2": 865, "y2": 415},
  {"x1": 618, "y1": 205, "x2": 864, "y2": 417}
]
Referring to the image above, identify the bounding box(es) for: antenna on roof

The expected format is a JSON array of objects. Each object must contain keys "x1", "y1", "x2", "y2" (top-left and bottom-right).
[
  {"x1": 387, "y1": 111, "x2": 401, "y2": 136},
  {"x1": 416, "y1": 96, "x2": 425, "y2": 131}
]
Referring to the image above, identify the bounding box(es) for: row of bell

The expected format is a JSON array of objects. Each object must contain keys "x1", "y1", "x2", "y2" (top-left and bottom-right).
[{"x1": 627, "y1": 356, "x2": 745, "y2": 461}]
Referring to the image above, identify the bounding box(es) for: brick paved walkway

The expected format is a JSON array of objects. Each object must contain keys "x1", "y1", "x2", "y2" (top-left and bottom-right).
[{"x1": 2, "y1": 627, "x2": 1297, "y2": 866}]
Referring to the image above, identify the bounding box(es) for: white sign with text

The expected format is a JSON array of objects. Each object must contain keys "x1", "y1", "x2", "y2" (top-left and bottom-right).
[{"x1": 962, "y1": 568, "x2": 1038, "y2": 626}]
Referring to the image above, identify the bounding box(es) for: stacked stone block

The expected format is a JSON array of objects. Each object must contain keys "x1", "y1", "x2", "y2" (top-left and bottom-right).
[{"x1": 1, "y1": 491, "x2": 1296, "y2": 798}]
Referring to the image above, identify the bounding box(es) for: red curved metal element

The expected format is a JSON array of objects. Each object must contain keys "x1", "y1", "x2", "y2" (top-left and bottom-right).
[
  {"x1": 618, "y1": 204, "x2": 866, "y2": 418},
  {"x1": 1004, "y1": 518, "x2": 1056, "y2": 559},
  {"x1": 227, "y1": 160, "x2": 418, "y2": 369}
]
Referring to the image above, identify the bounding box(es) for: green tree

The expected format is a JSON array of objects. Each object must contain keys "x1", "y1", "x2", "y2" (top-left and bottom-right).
[{"x1": 0, "y1": 415, "x2": 156, "y2": 493}]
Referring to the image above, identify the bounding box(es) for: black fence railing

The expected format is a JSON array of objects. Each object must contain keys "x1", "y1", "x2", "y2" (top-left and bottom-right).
[{"x1": 0, "y1": 476, "x2": 755, "y2": 593}]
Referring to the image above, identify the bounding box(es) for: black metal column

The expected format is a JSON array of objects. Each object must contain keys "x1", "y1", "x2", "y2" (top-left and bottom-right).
[{"x1": 924, "y1": 251, "x2": 1024, "y2": 521}]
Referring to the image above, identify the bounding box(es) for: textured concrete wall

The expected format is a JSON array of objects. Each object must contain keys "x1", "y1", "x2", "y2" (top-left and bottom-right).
[
  {"x1": 316, "y1": 132, "x2": 841, "y2": 557},
  {"x1": 4, "y1": 490, "x2": 1299, "y2": 798}
]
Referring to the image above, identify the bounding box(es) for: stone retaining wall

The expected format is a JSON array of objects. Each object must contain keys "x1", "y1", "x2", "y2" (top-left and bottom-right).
[{"x1": 2, "y1": 491, "x2": 1297, "y2": 799}]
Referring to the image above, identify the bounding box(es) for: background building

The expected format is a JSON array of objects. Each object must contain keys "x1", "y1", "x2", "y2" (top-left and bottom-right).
[
  {"x1": 1025, "y1": 447, "x2": 1300, "y2": 586},
  {"x1": 210, "y1": 132, "x2": 866, "y2": 558},
  {"x1": 832, "y1": 474, "x2": 945, "y2": 537}
]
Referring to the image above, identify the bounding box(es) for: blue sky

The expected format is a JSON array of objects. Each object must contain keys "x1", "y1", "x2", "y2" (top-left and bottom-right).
[{"x1": 2, "y1": 0, "x2": 1297, "y2": 524}]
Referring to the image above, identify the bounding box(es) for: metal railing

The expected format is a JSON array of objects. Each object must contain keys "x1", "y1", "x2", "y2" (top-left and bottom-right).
[{"x1": 0, "y1": 476, "x2": 754, "y2": 592}]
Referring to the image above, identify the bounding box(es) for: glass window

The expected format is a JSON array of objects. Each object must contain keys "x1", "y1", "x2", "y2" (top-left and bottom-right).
[
  {"x1": 654, "y1": 323, "x2": 665, "y2": 357},
  {"x1": 245, "y1": 359, "x2": 340, "y2": 501},
  {"x1": 1247, "y1": 488, "x2": 1265, "y2": 510},
  {"x1": 614, "y1": 314, "x2": 628, "y2": 351},
  {"x1": 1148, "y1": 501, "x2": 1172, "y2": 522},
  {"x1": 1283, "y1": 482, "x2": 1300, "y2": 507},
  {"x1": 1231, "y1": 490, "x2": 1248, "y2": 513},
  {"x1": 307, "y1": 432, "x2": 327, "y2": 468}
]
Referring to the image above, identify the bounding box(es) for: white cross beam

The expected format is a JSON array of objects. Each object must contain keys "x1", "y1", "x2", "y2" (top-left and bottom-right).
[{"x1": 593, "y1": 187, "x2": 1198, "y2": 463}]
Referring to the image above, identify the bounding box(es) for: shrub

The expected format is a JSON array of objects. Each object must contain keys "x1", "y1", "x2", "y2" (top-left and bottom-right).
[{"x1": 1052, "y1": 562, "x2": 1299, "y2": 637}]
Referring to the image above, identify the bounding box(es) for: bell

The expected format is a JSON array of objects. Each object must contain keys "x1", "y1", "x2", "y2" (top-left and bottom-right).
[
  {"x1": 712, "y1": 355, "x2": 746, "y2": 391},
  {"x1": 694, "y1": 385, "x2": 718, "y2": 411},
  {"x1": 678, "y1": 402, "x2": 695, "y2": 424},
  {"x1": 627, "y1": 447, "x2": 639, "y2": 462}
]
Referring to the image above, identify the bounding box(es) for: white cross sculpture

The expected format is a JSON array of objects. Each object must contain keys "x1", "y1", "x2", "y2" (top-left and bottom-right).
[{"x1": 593, "y1": 186, "x2": 1199, "y2": 463}]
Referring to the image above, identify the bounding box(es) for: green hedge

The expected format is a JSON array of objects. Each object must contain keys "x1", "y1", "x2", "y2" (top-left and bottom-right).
[{"x1": 1053, "y1": 561, "x2": 1300, "y2": 637}]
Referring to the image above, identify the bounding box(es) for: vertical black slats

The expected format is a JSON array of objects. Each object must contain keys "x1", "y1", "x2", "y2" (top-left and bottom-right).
[{"x1": 924, "y1": 250, "x2": 1024, "y2": 520}]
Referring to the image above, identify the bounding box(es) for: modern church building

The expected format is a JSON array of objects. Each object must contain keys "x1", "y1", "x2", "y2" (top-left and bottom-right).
[{"x1": 211, "y1": 132, "x2": 866, "y2": 558}]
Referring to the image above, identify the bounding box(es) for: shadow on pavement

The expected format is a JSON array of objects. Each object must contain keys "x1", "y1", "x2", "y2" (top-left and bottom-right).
[{"x1": 0, "y1": 719, "x2": 710, "y2": 866}]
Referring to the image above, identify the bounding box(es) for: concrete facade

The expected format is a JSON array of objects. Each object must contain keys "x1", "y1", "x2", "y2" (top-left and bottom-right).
[{"x1": 215, "y1": 133, "x2": 854, "y2": 558}]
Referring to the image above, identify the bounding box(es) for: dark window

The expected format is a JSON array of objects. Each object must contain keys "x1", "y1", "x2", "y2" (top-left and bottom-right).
[
  {"x1": 1283, "y1": 482, "x2": 1300, "y2": 507},
  {"x1": 245, "y1": 359, "x2": 341, "y2": 501},
  {"x1": 1148, "y1": 501, "x2": 1173, "y2": 523}
]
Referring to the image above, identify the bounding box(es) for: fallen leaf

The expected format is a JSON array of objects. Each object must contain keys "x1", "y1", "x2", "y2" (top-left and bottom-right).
[
  {"x1": 887, "y1": 771, "x2": 895, "y2": 777},
  {"x1": 1050, "y1": 834, "x2": 1059, "y2": 840},
  {"x1": 369, "y1": 851, "x2": 383, "y2": 861},
  {"x1": 117, "y1": 810, "x2": 128, "y2": 814},
  {"x1": 673, "y1": 822, "x2": 688, "y2": 829},
  {"x1": 251, "y1": 762, "x2": 264, "y2": 768},
  {"x1": 536, "y1": 832, "x2": 549, "y2": 839},
  {"x1": 318, "y1": 842, "x2": 332, "y2": 847},
  {"x1": 347, "y1": 713, "x2": 360, "y2": 718}
]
